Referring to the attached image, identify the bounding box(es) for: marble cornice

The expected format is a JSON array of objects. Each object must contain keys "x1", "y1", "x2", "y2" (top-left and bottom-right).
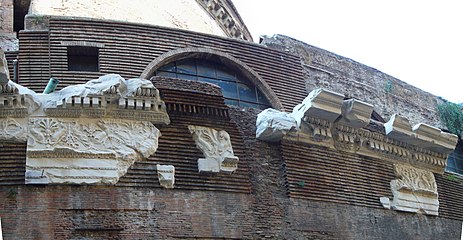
[{"x1": 257, "y1": 88, "x2": 458, "y2": 174}]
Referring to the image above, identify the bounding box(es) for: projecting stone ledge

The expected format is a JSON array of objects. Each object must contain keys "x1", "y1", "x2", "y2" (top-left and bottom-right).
[
  {"x1": 256, "y1": 88, "x2": 373, "y2": 142},
  {"x1": 339, "y1": 99, "x2": 374, "y2": 128},
  {"x1": 385, "y1": 114, "x2": 458, "y2": 154},
  {"x1": 256, "y1": 88, "x2": 458, "y2": 174},
  {"x1": 291, "y1": 88, "x2": 344, "y2": 127}
]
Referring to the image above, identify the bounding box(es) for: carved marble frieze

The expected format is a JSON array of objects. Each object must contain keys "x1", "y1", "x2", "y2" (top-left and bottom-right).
[
  {"x1": 26, "y1": 118, "x2": 160, "y2": 184},
  {"x1": 0, "y1": 73, "x2": 170, "y2": 185},
  {"x1": 157, "y1": 164, "x2": 175, "y2": 189},
  {"x1": 0, "y1": 118, "x2": 27, "y2": 142},
  {"x1": 256, "y1": 88, "x2": 458, "y2": 173},
  {"x1": 380, "y1": 164, "x2": 439, "y2": 216},
  {"x1": 189, "y1": 125, "x2": 239, "y2": 173}
]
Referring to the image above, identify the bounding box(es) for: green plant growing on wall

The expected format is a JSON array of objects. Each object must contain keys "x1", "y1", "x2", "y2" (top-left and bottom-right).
[
  {"x1": 447, "y1": 174, "x2": 458, "y2": 181},
  {"x1": 437, "y1": 101, "x2": 463, "y2": 138}
]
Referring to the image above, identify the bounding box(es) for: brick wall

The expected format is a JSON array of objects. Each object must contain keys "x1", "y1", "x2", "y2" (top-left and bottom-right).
[
  {"x1": 0, "y1": 0, "x2": 18, "y2": 51},
  {"x1": 261, "y1": 35, "x2": 443, "y2": 127},
  {"x1": 18, "y1": 16, "x2": 305, "y2": 111},
  {"x1": 0, "y1": 105, "x2": 461, "y2": 239},
  {"x1": 2, "y1": 16, "x2": 462, "y2": 239}
]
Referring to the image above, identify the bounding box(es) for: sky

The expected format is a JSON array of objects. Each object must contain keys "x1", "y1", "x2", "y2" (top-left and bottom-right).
[{"x1": 232, "y1": 0, "x2": 463, "y2": 103}]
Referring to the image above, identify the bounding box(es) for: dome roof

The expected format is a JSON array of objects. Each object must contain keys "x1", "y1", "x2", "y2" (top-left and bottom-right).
[{"x1": 27, "y1": 0, "x2": 252, "y2": 41}]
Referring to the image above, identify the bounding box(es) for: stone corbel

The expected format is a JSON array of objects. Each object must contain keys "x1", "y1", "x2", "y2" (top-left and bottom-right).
[
  {"x1": 339, "y1": 99, "x2": 374, "y2": 128},
  {"x1": 157, "y1": 164, "x2": 175, "y2": 189},
  {"x1": 189, "y1": 125, "x2": 239, "y2": 173},
  {"x1": 380, "y1": 163, "x2": 439, "y2": 216},
  {"x1": 291, "y1": 88, "x2": 344, "y2": 128}
]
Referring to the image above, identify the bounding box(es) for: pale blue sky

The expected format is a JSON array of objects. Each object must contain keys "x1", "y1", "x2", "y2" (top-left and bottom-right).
[{"x1": 233, "y1": 0, "x2": 463, "y2": 103}]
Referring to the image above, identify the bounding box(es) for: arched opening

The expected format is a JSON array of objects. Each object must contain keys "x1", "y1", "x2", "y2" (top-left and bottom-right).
[
  {"x1": 156, "y1": 58, "x2": 271, "y2": 109},
  {"x1": 140, "y1": 47, "x2": 283, "y2": 110}
]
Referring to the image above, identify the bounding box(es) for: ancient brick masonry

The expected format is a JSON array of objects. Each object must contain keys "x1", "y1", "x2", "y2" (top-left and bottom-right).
[
  {"x1": 1, "y1": 6, "x2": 463, "y2": 238},
  {"x1": 261, "y1": 35, "x2": 444, "y2": 128},
  {"x1": 257, "y1": 88, "x2": 457, "y2": 218}
]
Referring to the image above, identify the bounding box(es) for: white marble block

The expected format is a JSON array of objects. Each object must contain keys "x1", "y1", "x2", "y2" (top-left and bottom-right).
[
  {"x1": 291, "y1": 88, "x2": 344, "y2": 127},
  {"x1": 157, "y1": 164, "x2": 175, "y2": 188},
  {"x1": 380, "y1": 164, "x2": 439, "y2": 216},
  {"x1": 189, "y1": 125, "x2": 239, "y2": 173},
  {"x1": 339, "y1": 99, "x2": 373, "y2": 128},
  {"x1": 256, "y1": 108, "x2": 296, "y2": 142}
]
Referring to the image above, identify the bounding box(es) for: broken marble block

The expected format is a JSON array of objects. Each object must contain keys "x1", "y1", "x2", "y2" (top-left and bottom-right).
[
  {"x1": 384, "y1": 114, "x2": 413, "y2": 142},
  {"x1": 157, "y1": 164, "x2": 175, "y2": 189},
  {"x1": 380, "y1": 164, "x2": 439, "y2": 216},
  {"x1": 189, "y1": 125, "x2": 239, "y2": 173},
  {"x1": 291, "y1": 88, "x2": 344, "y2": 127},
  {"x1": 339, "y1": 99, "x2": 374, "y2": 128},
  {"x1": 385, "y1": 114, "x2": 458, "y2": 155},
  {"x1": 256, "y1": 108, "x2": 296, "y2": 142}
]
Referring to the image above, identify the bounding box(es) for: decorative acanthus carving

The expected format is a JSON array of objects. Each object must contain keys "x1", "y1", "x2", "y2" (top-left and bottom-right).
[
  {"x1": 256, "y1": 88, "x2": 458, "y2": 173},
  {"x1": 157, "y1": 164, "x2": 175, "y2": 189},
  {"x1": 26, "y1": 118, "x2": 160, "y2": 184},
  {"x1": 380, "y1": 164, "x2": 439, "y2": 216},
  {"x1": 0, "y1": 74, "x2": 170, "y2": 185},
  {"x1": 188, "y1": 125, "x2": 238, "y2": 173}
]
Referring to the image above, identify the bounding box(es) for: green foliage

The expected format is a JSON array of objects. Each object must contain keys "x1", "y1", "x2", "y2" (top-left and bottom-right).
[
  {"x1": 297, "y1": 181, "x2": 305, "y2": 188},
  {"x1": 437, "y1": 101, "x2": 463, "y2": 137},
  {"x1": 447, "y1": 174, "x2": 458, "y2": 181}
]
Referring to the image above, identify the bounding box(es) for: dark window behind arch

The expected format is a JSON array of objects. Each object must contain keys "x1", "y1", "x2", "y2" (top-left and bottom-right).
[
  {"x1": 447, "y1": 142, "x2": 463, "y2": 175},
  {"x1": 156, "y1": 59, "x2": 271, "y2": 109}
]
